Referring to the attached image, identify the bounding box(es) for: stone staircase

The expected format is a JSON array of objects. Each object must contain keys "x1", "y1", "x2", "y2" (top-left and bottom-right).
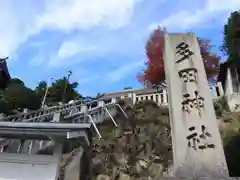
[{"x1": 0, "y1": 98, "x2": 124, "y2": 180}]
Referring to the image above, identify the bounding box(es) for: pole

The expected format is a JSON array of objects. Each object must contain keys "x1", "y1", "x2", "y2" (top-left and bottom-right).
[
  {"x1": 62, "y1": 70, "x2": 72, "y2": 103},
  {"x1": 41, "y1": 78, "x2": 53, "y2": 108}
]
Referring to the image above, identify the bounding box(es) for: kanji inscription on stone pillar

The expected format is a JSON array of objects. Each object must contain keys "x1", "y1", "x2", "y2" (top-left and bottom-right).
[{"x1": 163, "y1": 32, "x2": 229, "y2": 179}]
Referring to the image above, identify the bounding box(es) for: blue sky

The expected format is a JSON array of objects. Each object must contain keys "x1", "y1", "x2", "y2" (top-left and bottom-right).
[{"x1": 0, "y1": 0, "x2": 239, "y2": 96}]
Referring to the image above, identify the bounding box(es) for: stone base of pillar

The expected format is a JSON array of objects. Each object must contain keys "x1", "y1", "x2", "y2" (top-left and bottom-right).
[
  {"x1": 161, "y1": 165, "x2": 231, "y2": 180},
  {"x1": 161, "y1": 176, "x2": 236, "y2": 180}
]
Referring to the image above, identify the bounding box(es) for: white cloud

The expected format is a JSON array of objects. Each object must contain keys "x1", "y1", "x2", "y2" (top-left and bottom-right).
[
  {"x1": 57, "y1": 41, "x2": 98, "y2": 60},
  {"x1": 47, "y1": 40, "x2": 100, "y2": 67},
  {"x1": 46, "y1": 26, "x2": 148, "y2": 67},
  {"x1": 149, "y1": 0, "x2": 240, "y2": 30},
  {"x1": 29, "y1": 52, "x2": 45, "y2": 67},
  {"x1": 106, "y1": 59, "x2": 144, "y2": 83},
  {"x1": 150, "y1": 10, "x2": 207, "y2": 31},
  {"x1": 205, "y1": 0, "x2": 240, "y2": 12},
  {"x1": 0, "y1": 0, "x2": 40, "y2": 56},
  {"x1": 36, "y1": 0, "x2": 141, "y2": 31},
  {"x1": 0, "y1": 0, "x2": 142, "y2": 58}
]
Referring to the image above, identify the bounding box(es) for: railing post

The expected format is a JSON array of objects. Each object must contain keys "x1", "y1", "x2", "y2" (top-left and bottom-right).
[
  {"x1": 81, "y1": 105, "x2": 88, "y2": 123},
  {"x1": 212, "y1": 86, "x2": 218, "y2": 99},
  {"x1": 157, "y1": 93, "x2": 161, "y2": 105},
  {"x1": 132, "y1": 93, "x2": 136, "y2": 104},
  {"x1": 217, "y1": 82, "x2": 224, "y2": 96},
  {"x1": 53, "y1": 112, "x2": 63, "y2": 122},
  {"x1": 98, "y1": 100, "x2": 104, "y2": 107},
  {"x1": 153, "y1": 94, "x2": 157, "y2": 102},
  {"x1": 111, "y1": 98, "x2": 117, "y2": 104},
  {"x1": 226, "y1": 68, "x2": 233, "y2": 96},
  {"x1": 163, "y1": 89, "x2": 167, "y2": 104}
]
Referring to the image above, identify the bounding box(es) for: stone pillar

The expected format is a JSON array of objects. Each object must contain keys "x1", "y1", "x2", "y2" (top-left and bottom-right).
[{"x1": 163, "y1": 33, "x2": 229, "y2": 179}]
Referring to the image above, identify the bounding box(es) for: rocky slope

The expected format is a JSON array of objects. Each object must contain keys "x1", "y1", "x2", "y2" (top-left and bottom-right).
[
  {"x1": 91, "y1": 100, "x2": 173, "y2": 180},
  {"x1": 60, "y1": 98, "x2": 240, "y2": 179}
]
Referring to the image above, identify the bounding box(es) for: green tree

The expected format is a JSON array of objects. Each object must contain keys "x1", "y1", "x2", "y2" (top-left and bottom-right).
[
  {"x1": 124, "y1": 87, "x2": 133, "y2": 90},
  {"x1": 214, "y1": 96, "x2": 230, "y2": 117},
  {"x1": 2, "y1": 79, "x2": 41, "y2": 114},
  {"x1": 221, "y1": 11, "x2": 240, "y2": 65},
  {"x1": 9, "y1": 78, "x2": 25, "y2": 86},
  {"x1": 96, "y1": 93, "x2": 105, "y2": 99},
  {"x1": 35, "y1": 81, "x2": 47, "y2": 101},
  {"x1": 46, "y1": 77, "x2": 81, "y2": 105},
  {"x1": 0, "y1": 90, "x2": 10, "y2": 115}
]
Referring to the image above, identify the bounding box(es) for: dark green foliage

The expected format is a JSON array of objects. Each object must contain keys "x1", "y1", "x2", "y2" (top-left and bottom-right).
[
  {"x1": 96, "y1": 93, "x2": 105, "y2": 98},
  {"x1": 0, "y1": 79, "x2": 41, "y2": 114},
  {"x1": 221, "y1": 11, "x2": 240, "y2": 65},
  {"x1": 0, "y1": 98, "x2": 10, "y2": 115},
  {"x1": 9, "y1": 78, "x2": 25, "y2": 86},
  {"x1": 35, "y1": 77, "x2": 82, "y2": 106},
  {"x1": 35, "y1": 81, "x2": 47, "y2": 101},
  {"x1": 214, "y1": 96, "x2": 230, "y2": 117},
  {"x1": 134, "y1": 100, "x2": 159, "y2": 109},
  {"x1": 47, "y1": 77, "x2": 81, "y2": 104},
  {"x1": 4, "y1": 82, "x2": 41, "y2": 111},
  {"x1": 0, "y1": 76, "x2": 82, "y2": 115},
  {"x1": 124, "y1": 87, "x2": 133, "y2": 90},
  {"x1": 224, "y1": 133, "x2": 240, "y2": 176}
]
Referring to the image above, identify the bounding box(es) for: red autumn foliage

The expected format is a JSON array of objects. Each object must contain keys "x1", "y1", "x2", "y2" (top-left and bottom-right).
[
  {"x1": 137, "y1": 28, "x2": 220, "y2": 88},
  {"x1": 198, "y1": 38, "x2": 220, "y2": 81}
]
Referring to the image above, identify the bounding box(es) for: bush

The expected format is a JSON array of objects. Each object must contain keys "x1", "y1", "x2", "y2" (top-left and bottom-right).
[
  {"x1": 214, "y1": 96, "x2": 230, "y2": 117},
  {"x1": 224, "y1": 133, "x2": 240, "y2": 176}
]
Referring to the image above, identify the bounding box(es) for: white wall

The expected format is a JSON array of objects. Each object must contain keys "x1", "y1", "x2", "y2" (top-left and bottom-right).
[
  {"x1": 224, "y1": 67, "x2": 240, "y2": 111},
  {"x1": 133, "y1": 83, "x2": 223, "y2": 106}
]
